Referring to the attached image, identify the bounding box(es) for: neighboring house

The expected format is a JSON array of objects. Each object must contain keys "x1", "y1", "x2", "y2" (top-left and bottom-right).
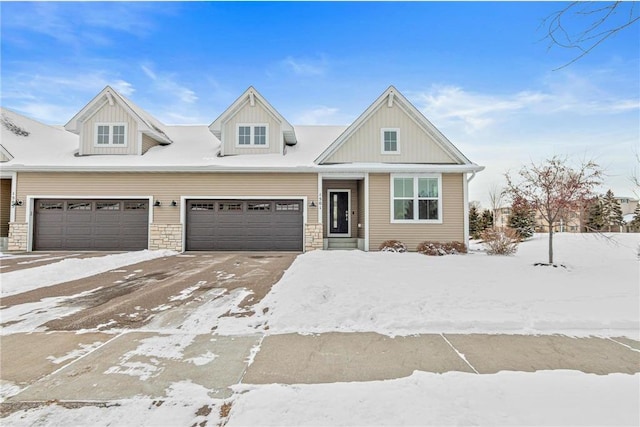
[
  {"x1": 0, "y1": 85, "x2": 483, "y2": 253},
  {"x1": 616, "y1": 197, "x2": 638, "y2": 217},
  {"x1": 494, "y1": 204, "x2": 582, "y2": 233}
]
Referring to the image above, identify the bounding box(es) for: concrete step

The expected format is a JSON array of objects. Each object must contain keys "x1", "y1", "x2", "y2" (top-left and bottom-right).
[{"x1": 327, "y1": 238, "x2": 358, "y2": 250}]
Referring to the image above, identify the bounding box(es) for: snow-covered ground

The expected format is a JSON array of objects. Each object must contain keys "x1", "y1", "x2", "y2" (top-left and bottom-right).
[
  {"x1": 1, "y1": 250, "x2": 177, "y2": 297},
  {"x1": 219, "y1": 233, "x2": 640, "y2": 338},
  {"x1": 2, "y1": 233, "x2": 639, "y2": 426}
]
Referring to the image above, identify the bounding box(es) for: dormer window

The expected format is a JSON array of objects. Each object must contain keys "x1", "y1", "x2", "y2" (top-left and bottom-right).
[
  {"x1": 381, "y1": 128, "x2": 399, "y2": 154},
  {"x1": 95, "y1": 123, "x2": 127, "y2": 147},
  {"x1": 237, "y1": 124, "x2": 269, "y2": 148}
]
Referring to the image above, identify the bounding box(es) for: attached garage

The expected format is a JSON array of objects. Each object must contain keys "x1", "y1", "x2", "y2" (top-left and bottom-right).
[
  {"x1": 34, "y1": 199, "x2": 149, "y2": 251},
  {"x1": 186, "y1": 199, "x2": 303, "y2": 251}
]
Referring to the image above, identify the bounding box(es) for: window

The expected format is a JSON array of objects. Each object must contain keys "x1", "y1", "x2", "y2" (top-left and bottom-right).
[
  {"x1": 96, "y1": 202, "x2": 120, "y2": 211},
  {"x1": 248, "y1": 202, "x2": 271, "y2": 211},
  {"x1": 40, "y1": 202, "x2": 63, "y2": 210},
  {"x1": 381, "y1": 128, "x2": 400, "y2": 154},
  {"x1": 124, "y1": 202, "x2": 147, "y2": 210},
  {"x1": 219, "y1": 202, "x2": 243, "y2": 212},
  {"x1": 190, "y1": 203, "x2": 215, "y2": 211},
  {"x1": 391, "y1": 175, "x2": 442, "y2": 223},
  {"x1": 95, "y1": 123, "x2": 127, "y2": 147},
  {"x1": 68, "y1": 202, "x2": 92, "y2": 211},
  {"x1": 238, "y1": 126, "x2": 251, "y2": 145},
  {"x1": 236, "y1": 124, "x2": 269, "y2": 147},
  {"x1": 276, "y1": 202, "x2": 300, "y2": 211}
]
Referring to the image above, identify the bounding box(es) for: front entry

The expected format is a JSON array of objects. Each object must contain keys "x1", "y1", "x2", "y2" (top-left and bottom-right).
[{"x1": 328, "y1": 190, "x2": 350, "y2": 236}]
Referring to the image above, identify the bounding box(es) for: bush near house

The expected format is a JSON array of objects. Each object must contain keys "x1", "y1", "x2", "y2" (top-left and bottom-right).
[
  {"x1": 481, "y1": 228, "x2": 519, "y2": 255},
  {"x1": 378, "y1": 240, "x2": 408, "y2": 252},
  {"x1": 416, "y1": 241, "x2": 467, "y2": 256}
]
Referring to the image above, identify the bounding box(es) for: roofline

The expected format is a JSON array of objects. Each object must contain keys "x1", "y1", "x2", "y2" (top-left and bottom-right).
[
  {"x1": 314, "y1": 85, "x2": 472, "y2": 165},
  {"x1": 2, "y1": 163, "x2": 484, "y2": 174}
]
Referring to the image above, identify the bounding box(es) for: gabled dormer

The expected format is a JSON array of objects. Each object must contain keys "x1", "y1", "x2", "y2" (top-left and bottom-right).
[
  {"x1": 65, "y1": 86, "x2": 172, "y2": 156},
  {"x1": 316, "y1": 86, "x2": 471, "y2": 165},
  {"x1": 209, "y1": 86, "x2": 296, "y2": 156}
]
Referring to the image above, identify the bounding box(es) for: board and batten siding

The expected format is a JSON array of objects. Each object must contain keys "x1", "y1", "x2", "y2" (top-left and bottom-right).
[
  {"x1": 222, "y1": 99, "x2": 281, "y2": 156},
  {"x1": 80, "y1": 102, "x2": 138, "y2": 156},
  {"x1": 14, "y1": 172, "x2": 318, "y2": 225},
  {"x1": 368, "y1": 173, "x2": 464, "y2": 251},
  {"x1": 324, "y1": 102, "x2": 457, "y2": 164},
  {"x1": 142, "y1": 134, "x2": 160, "y2": 154},
  {"x1": 0, "y1": 179, "x2": 11, "y2": 237}
]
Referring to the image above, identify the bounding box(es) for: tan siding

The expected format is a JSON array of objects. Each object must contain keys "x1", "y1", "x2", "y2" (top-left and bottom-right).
[
  {"x1": 322, "y1": 180, "x2": 359, "y2": 237},
  {"x1": 0, "y1": 151, "x2": 10, "y2": 162},
  {"x1": 223, "y1": 100, "x2": 281, "y2": 155},
  {"x1": 0, "y1": 179, "x2": 11, "y2": 237},
  {"x1": 141, "y1": 134, "x2": 159, "y2": 154},
  {"x1": 324, "y1": 103, "x2": 457, "y2": 164},
  {"x1": 15, "y1": 172, "x2": 318, "y2": 225},
  {"x1": 81, "y1": 102, "x2": 138, "y2": 155},
  {"x1": 368, "y1": 173, "x2": 464, "y2": 251}
]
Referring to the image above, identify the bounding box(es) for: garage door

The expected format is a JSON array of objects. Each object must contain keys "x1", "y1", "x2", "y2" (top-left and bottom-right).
[
  {"x1": 186, "y1": 199, "x2": 303, "y2": 251},
  {"x1": 34, "y1": 199, "x2": 149, "y2": 251}
]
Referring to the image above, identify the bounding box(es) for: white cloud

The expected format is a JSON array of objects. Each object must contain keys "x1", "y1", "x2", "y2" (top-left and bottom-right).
[
  {"x1": 141, "y1": 64, "x2": 197, "y2": 104},
  {"x1": 295, "y1": 106, "x2": 340, "y2": 125},
  {"x1": 281, "y1": 56, "x2": 328, "y2": 76}
]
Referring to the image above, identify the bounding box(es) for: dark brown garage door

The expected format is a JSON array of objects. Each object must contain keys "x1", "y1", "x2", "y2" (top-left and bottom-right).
[
  {"x1": 186, "y1": 200, "x2": 303, "y2": 251},
  {"x1": 34, "y1": 199, "x2": 149, "y2": 251}
]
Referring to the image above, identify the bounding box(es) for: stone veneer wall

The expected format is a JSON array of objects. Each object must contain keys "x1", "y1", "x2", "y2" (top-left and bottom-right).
[
  {"x1": 305, "y1": 223, "x2": 323, "y2": 251},
  {"x1": 8, "y1": 222, "x2": 28, "y2": 251},
  {"x1": 149, "y1": 224, "x2": 183, "y2": 252}
]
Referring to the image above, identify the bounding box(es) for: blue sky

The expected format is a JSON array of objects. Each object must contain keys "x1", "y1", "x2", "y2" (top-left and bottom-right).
[{"x1": 1, "y1": 1, "x2": 638, "y2": 206}]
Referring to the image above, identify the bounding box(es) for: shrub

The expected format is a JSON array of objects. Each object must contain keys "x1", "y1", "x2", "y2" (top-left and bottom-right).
[
  {"x1": 481, "y1": 228, "x2": 519, "y2": 255},
  {"x1": 378, "y1": 240, "x2": 407, "y2": 252},
  {"x1": 416, "y1": 241, "x2": 467, "y2": 256}
]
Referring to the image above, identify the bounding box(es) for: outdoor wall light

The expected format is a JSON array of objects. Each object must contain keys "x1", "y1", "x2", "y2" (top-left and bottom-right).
[
  {"x1": 171, "y1": 200, "x2": 177, "y2": 207},
  {"x1": 11, "y1": 200, "x2": 23, "y2": 207},
  {"x1": 154, "y1": 200, "x2": 161, "y2": 207},
  {"x1": 309, "y1": 201, "x2": 317, "y2": 208}
]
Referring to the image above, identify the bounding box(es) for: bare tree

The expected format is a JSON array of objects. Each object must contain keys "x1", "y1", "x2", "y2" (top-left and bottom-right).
[
  {"x1": 488, "y1": 183, "x2": 505, "y2": 230},
  {"x1": 543, "y1": 1, "x2": 639, "y2": 69},
  {"x1": 505, "y1": 156, "x2": 603, "y2": 264}
]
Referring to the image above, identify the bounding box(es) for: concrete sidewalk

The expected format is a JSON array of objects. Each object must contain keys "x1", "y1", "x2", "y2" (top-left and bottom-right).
[{"x1": 3, "y1": 331, "x2": 638, "y2": 409}]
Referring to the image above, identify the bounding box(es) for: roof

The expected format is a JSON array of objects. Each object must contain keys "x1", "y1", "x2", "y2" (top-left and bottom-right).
[
  {"x1": 64, "y1": 86, "x2": 172, "y2": 144},
  {"x1": 209, "y1": 86, "x2": 297, "y2": 146}
]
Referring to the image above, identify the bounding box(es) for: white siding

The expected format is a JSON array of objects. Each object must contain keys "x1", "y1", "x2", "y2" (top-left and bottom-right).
[
  {"x1": 222, "y1": 99, "x2": 281, "y2": 155},
  {"x1": 324, "y1": 102, "x2": 458, "y2": 164},
  {"x1": 80, "y1": 102, "x2": 138, "y2": 156}
]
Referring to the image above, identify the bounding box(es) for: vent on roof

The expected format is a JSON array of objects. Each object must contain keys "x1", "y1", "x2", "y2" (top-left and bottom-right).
[{"x1": 1, "y1": 114, "x2": 30, "y2": 137}]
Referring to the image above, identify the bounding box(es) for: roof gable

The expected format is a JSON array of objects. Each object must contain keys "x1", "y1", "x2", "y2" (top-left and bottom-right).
[
  {"x1": 315, "y1": 86, "x2": 471, "y2": 165},
  {"x1": 209, "y1": 86, "x2": 297, "y2": 145},
  {"x1": 64, "y1": 86, "x2": 172, "y2": 144}
]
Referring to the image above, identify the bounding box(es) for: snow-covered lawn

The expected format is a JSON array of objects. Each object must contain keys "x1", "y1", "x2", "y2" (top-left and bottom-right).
[
  {"x1": 220, "y1": 233, "x2": 640, "y2": 338},
  {"x1": 1, "y1": 250, "x2": 177, "y2": 297}
]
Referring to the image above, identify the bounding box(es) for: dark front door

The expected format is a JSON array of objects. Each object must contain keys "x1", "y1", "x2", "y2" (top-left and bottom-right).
[{"x1": 328, "y1": 190, "x2": 349, "y2": 236}]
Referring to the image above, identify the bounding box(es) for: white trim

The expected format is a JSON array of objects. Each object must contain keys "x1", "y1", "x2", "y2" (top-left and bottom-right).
[
  {"x1": 389, "y1": 173, "x2": 443, "y2": 224},
  {"x1": 82, "y1": 99, "x2": 109, "y2": 125},
  {"x1": 364, "y1": 172, "x2": 369, "y2": 252},
  {"x1": 4, "y1": 171, "x2": 17, "y2": 223},
  {"x1": 381, "y1": 128, "x2": 400, "y2": 155},
  {"x1": 137, "y1": 131, "x2": 143, "y2": 155},
  {"x1": 463, "y1": 172, "x2": 470, "y2": 247},
  {"x1": 94, "y1": 122, "x2": 128, "y2": 147},
  {"x1": 25, "y1": 195, "x2": 153, "y2": 252},
  {"x1": 181, "y1": 195, "x2": 308, "y2": 251},
  {"x1": 317, "y1": 173, "x2": 323, "y2": 224},
  {"x1": 327, "y1": 189, "x2": 351, "y2": 237},
  {"x1": 235, "y1": 123, "x2": 270, "y2": 148}
]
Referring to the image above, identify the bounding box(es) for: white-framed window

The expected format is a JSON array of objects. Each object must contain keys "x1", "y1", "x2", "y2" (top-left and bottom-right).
[
  {"x1": 390, "y1": 174, "x2": 442, "y2": 223},
  {"x1": 236, "y1": 124, "x2": 269, "y2": 147},
  {"x1": 381, "y1": 128, "x2": 400, "y2": 154},
  {"x1": 95, "y1": 123, "x2": 127, "y2": 147}
]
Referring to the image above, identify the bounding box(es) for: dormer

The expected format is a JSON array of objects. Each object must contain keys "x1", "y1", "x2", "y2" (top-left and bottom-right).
[
  {"x1": 209, "y1": 86, "x2": 296, "y2": 156},
  {"x1": 316, "y1": 86, "x2": 471, "y2": 165},
  {"x1": 65, "y1": 86, "x2": 172, "y2": 156}
]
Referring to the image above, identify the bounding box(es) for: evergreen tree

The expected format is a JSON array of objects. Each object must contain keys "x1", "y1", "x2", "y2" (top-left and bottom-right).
[
  {"x1": 586, "y1": 197, "x2": 605, "y2": 231},
  {"x1": 508, "y1": 196, "x2": 535, "y2": 240},
  {"x1": 480, "y1": 209, "x2": 494, "y2": 231},
  {"x1": 602, "y1": 190, "x2": 624, "y2": 231},
  {"x1": 469, "y1": 204, "x2": 482, "y2": 239},
  {"x1": 629, "y1": 204, "x2": 640, "y2": 232}
]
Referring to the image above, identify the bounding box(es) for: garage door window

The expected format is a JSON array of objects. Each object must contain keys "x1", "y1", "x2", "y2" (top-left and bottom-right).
[
  {"x1": 219, "y1": 202, "x2": 242, "y2": 212},
  {"x1": 275, "y1": 202, "x2": 300, "y2": 211},
  {"x1": 68, "y1": 202, "x2": 92, "y2": 211},
  {"x1": 40, "y1": 202, "x2": 63, "y2": 210},
  {"x1": 191, "y1": 203, "x2": 215, "y2": 211},
  {"x1": 97, "y1": 202, "x2": 120, "y2": 211},
  {"x1": 248, "y1": 202, "x2": 271, "y2": 211},
  {"x1": 124, "y1": 202, "x2": 147, "y2": 210}
]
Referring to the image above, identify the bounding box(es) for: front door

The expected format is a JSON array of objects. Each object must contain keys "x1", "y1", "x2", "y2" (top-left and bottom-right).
[{"x1": 328, "y1": 190, "x2": 350, "y2": 236}]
